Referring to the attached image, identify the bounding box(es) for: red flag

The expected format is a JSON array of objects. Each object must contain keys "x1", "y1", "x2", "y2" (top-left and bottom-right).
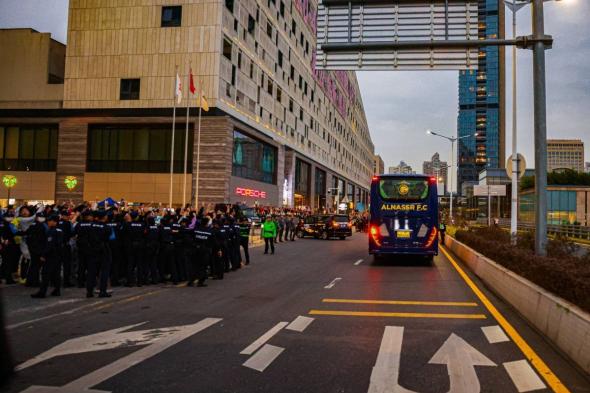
[{"x1": 189, "y1": 68, "x2": 196, "y2": 95}]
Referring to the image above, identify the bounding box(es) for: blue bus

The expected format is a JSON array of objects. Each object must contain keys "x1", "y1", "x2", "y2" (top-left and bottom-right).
[{"x1": 369, "y1": 174, "x2": 439, "y2": 260}]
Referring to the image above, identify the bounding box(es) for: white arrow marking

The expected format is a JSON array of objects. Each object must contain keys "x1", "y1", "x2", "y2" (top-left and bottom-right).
[
  {"x1": 354, "y1": 259, "x2": 364, "y2": 266},
  {"x1": 240, "y1": 322, "x2": 288, "y2": 355},
  {"x1": 19, "y1": 318, "x2": 221, "y2": 393},
  {"x1": 324, "y1": 277, "x2": 342, "y2": 289},
  {"x1": 242, "y1": 344, "x2": 285, "y2": 372},
  {"x1": 368, "y1": 326, "x2": 417, "y2": 393},
  {"x1": 429, "y1": 333, "x2": 496, "y2": 393}
]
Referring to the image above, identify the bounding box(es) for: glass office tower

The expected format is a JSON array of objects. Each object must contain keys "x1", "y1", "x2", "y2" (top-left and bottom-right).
[{"x1": 457, "y1": 0, "x2": 505, "y2": 194}]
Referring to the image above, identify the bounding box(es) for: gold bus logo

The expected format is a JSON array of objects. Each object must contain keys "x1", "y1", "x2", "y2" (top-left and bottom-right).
[{"x1": 398, "y1": 182, "x2": 409, "y2": 196}]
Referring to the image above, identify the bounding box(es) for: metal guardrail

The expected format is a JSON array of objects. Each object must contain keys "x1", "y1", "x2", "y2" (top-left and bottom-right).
[{"x1": 474, "y1": 218, "x2": 590, "y2": 241}]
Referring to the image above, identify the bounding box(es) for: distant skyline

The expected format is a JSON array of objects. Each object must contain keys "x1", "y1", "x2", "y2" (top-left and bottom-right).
[{"x1": 1, "y1": 0, "x2": 589, "y2": 183}]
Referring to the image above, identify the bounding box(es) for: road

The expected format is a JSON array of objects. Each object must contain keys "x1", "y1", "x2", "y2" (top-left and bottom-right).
[{"x1": 2, "y1": 233, "x2": 589, "y2": 393}]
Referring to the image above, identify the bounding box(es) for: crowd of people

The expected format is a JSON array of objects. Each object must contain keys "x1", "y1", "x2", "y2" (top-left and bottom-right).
[
  {"x1": 0, "y1": 203, "x2": 272, "y2": 299},
  {"x1": 0, "y1": 202, "x2": 368, "y2": 299}
]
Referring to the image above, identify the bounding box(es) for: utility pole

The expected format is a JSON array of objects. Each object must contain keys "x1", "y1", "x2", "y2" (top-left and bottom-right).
[{"x1": 532, "y1": 0, "x2": 549, "y2": 256}]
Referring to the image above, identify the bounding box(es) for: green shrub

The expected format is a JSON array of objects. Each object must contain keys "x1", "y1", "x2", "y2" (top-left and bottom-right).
[{"x1": 455, "y1": 227, "x2": 590, "y2": 313}]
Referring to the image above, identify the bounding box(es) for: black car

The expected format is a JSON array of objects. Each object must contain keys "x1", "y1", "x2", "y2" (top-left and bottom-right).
[
  {"x1": 296, "y1": 216, "x2": 320, "y2": 238},
  {"x1": 316, "y1": 215, "x2": 353, "y2": 240}
]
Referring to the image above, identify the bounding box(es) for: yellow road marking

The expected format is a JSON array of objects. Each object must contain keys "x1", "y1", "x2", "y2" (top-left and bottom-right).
[
  {"x1": 308, "y1": 310, "x2": 486, "y2": 319},
  {"x1": 93, "y1": 289, "x2": 163, "y2": 311},
  {"x1": 440, "y1": 246, "x2": 570, "y2": 393},
  {"x1": 322, "y1": 298, "x2": 478, "y2": 307}
]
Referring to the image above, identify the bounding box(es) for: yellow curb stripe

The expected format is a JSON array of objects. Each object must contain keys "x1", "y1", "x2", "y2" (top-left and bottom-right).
[
  {"x1": 308, "y1": 310, "x2": 486, "y2": 319},
  {"x1": 322, "y1": 298, "x2": 478, "y2": 307},
  {"x1": 440, "y1": 246, "x2": 570, "y2": 393}
]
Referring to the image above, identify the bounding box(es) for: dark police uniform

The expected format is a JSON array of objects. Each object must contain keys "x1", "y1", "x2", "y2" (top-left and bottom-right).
[
  {"x1": 192, "y1": 225, "x2": 213, "y2": 286},
  {"x1": 239, "y1": 221, "x2": 251, "y2": 265},
  {"x1": 231, "y1": 221, "x2": 242, "y2": 270},
  {"x1": 74, "y1": 215, "x2": 93, "y2": 288},
  {"x1": 57, "y1": 216, "x2": 73, "y2": 287},
  {"x1": 25, "y1": 219, "x2": 47, "y2": 287},
  {"x1": 160, "y1": 220, "x2": 180, "y2": 284},
  {"x1": 122, "y1": 218, "x2": 146, "y2": 286},
  {"x1": 31, "y1": 222, "x2": 63, "y2": 298},
  {"x1": 86, "y1": 215, "x2": 111, "y2": 297},
  {"x1": 145, "y1": 221, "x2": 160, "y2": 284},
  {"x1": 211, "y1": 224, "x2": 226, "y2": 280},
  {"x1": 221, "y1": 223, "x2": 233, "y2": 272},
  {"x1": 106, "y1": 216, "x2": 123, "y2": 286}
]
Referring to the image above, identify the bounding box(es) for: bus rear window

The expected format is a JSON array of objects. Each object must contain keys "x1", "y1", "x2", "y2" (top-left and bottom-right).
[{"x1": 379, "y1": 179, "x2": 429, "y2": 201}]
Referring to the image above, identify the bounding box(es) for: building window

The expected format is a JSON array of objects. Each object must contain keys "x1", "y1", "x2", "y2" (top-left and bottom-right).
[
  {"x1": 161, "y1": 6, "x2": 182, "y2": 27},
  {"x1": 87, "y1": 126, "x2": 192, "y2": 173},
  {"x1": 280, "y1": 1, "x2": 285, "y2": 17},
  {"x1": 267, "y1": 79, "x2": 273, "y2": 96},
  {"x1": 232, "y1": 130, "x2": 277, "y2": 184},
  {"x1": 266, "y1": 22, "x2": 273, "y2": 38},
  {"x1": 120, "y1": 79, "x2": 140, "y2": 100},
  {"x1": 223, "y1": 38, "x2": 232, "y2": 61},
  {"x1": 225, "y1": 0, "x2": 234, "y2": 12},
  {"x1": 295, "y1": 158, "x2": 311, "y2": 207},
  {"x1": 276, "y1": 87, "x2": 282, "y2": 103},
  {"x1": 278, "y1": 50, "x2": 283, "y2": 68},
  {"x1": 0, "y1": 126, "x2": 58, "y2": 171},
  {"x1": 248, "y1": 15, "x2": 256, "y2": 34}
]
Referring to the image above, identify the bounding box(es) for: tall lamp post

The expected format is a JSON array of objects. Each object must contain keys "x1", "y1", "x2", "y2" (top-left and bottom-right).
[
  {"x1": 504, "y1": 0, "x2": 563, "y2": 246},
  {"x1": 427, "y1": 130, "x2": 478, "y2": 224}
]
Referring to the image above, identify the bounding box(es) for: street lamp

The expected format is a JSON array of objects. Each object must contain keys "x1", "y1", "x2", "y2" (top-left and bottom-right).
[{"x1": 427, "y1": 130, "x2": 478, "y2": 224}]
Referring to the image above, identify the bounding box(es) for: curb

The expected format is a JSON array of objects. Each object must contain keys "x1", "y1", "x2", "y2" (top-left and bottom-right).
[{"x1": 444, "y1": 236, "x2": 590, "y2": 375}]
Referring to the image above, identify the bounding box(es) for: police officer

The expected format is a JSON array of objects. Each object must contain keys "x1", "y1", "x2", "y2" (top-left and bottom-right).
[
  {"x1": 86, "y1": 210, "x2": 111, "y2": 298},
  {"x1": 106, "y1": 210, "x2": 123, "y2": 286},
  {"x1": 160, "y1": 214, "x2": 180, "y2": 284},
  {"x1": 31, "y1": 214, "x2": 63, "y2": 298},
  {"x1": 192, "y1": 217, "x2": 213, "y2": 287},
  {"x1": 178, "y1": 217, "x2": 194, "y2": 284},
  {"x1": 122, "y1": 211, "x2": 146, "y2": 286},
  {"x1": 211, "y1": 219, "x2": 225, "y2": 280},
  {"x1": 57, "y1": 210, "x2": 74, "y2": 287},
  {"x1": 144, "y1": 215, "x2": 160, "y2": 284},
  {"x1": 25, "y1": 213, "x2": 47, "y2": 288},
  {"x1": 221, "y1": 218, "x2": 233, "y2": 272},
  {"x1": 238, "y1": 216, "x2": 251, "y2": 266},
  {"x1": 75, "y1": 210, "x2": 93, "y2": 288},
  {"x1": 231, "y1": 217, "x2": 242, "y2": 270}
]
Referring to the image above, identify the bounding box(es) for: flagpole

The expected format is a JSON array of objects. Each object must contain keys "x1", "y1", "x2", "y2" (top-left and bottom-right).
[
  {"x1": 169, "y1": 66, "x2": 179, "y2": 209},
  {"x1": 194, "y1": 86, "x2": 203, "y2": 209},
  {"x1": 182, "y1": 63, "x2": 191, "y2": 208}
]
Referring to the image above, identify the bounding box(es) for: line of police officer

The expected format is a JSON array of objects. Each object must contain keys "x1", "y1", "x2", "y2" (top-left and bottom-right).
[{"x1": 24, "y1": 208, "x2": 252, "y2": 299}]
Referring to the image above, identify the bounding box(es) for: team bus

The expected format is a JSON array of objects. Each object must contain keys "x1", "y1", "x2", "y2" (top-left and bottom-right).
[{"x1": 369, "y1": 174, "x2": 439, "y2": 260}]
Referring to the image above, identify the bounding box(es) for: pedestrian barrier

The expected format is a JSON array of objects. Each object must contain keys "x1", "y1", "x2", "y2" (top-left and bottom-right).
[{"x1": 475, "y1": 218, "x2": 590, "y2": 242}]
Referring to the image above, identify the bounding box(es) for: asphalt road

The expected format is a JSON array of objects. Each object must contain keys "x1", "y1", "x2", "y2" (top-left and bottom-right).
[{"x1": 1, "y1": 233, "x2": 589, "y2": 393}]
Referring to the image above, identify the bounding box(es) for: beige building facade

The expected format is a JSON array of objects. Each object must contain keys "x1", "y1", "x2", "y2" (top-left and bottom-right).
[
  {"x1": 547, "y1": 139, "x2": 585, "y2": 173},
  {"x1": 0, "y1": 0, "x2": 374, "y2": 209}
]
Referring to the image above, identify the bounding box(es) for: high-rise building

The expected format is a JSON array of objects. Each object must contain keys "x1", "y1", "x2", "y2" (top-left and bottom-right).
[
  {"x1": 0, "y1": 0, "x2": 375, "y2": 209},
  {"x1": 388, "y1": 161, "x2": 414, "y2": 175},
  {"x1": 457, "y1": 0, "x2": 505, "y2": 194},
  {"x1": 585, "y1": 162, "x2": 590, "y2": 173},
  {"x1": 547, "y1": 139, "x2": 584, "y2": 173},
  {"x1": 373, "y1": 154, "x2": 384, "y2": 175},
  {"x1": 423, "y1": 152, "x2": 448, "y2": 194}
]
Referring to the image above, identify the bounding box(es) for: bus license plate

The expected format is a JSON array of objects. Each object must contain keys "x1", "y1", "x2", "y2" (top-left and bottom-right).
[{"x1": 397, "y1": 231, "x2": 411, "y2": 239}]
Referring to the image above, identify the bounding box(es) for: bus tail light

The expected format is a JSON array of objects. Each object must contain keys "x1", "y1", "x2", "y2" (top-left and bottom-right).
[
  {"x1": 370, "y1": 225, "x2": 382, "y2": 247},
  {"x1": 425, "y1": 226, "x2": 438, "y2": 248},
  {"x1": 428, "y1": 176, "x2": 437, "y2": 185}
]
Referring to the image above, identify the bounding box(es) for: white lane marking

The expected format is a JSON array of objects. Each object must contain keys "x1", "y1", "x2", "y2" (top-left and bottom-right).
[
  {"x1": 324, "y1": 277, "x2": 342, "y2": 289},
  {"x1": 503, "y1": 360, "x2": 547, "y2": 392},
  {"x1": 368, "y1": 326, "x2": 417, "y2": 393},
  {"x1": 481, "y1": 325, "x2": 510, "y2": 344},
  {"x1": 19, "y1": 318, "x2": 222, "y2": 393},
  {"x1": 354, "y1": 259, "x2": 364, "y2": 266},
  {"x1": 429, "y1": 333, "x2": 496, "y2": 393},
  {"x1": 7, "y1": 301, "x2": 102, "y2": 330},
  {"x1": 240, "y1": 322, "x2": 289, "y2": 355},
  {"x1": 11, "y1": 299, "x2": 84, "y2": 315},
  {"x1": 242, "y1": 344, "x2": 285, "y2": 372},
  {"x1": 286, "y1": 316, "x2": 314, "y2": 332}
]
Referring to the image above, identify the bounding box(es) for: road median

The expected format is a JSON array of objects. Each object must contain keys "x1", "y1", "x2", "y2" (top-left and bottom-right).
[{"x1": 444, "y1": 235, "x2": 590, "y2": 376}]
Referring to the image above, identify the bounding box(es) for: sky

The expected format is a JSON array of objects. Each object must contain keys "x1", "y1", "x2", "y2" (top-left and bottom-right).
[{"x1": 1, "y1": 0, "x2": 589, "y2": 184}]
